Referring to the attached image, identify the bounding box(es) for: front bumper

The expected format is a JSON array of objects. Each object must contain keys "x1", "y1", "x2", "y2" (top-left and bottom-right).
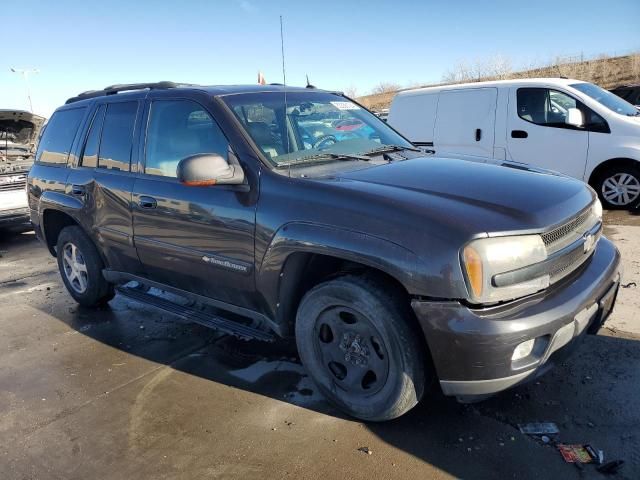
[
  {"x1": 412, "y1": 237, "x2": 621, "y2": 397},
  {"x1": 0, "y1": 188, "x2": 30, "y2": 227},
  {"x1": 0, "y1": 206, "x2": 30, "y2": 227}
]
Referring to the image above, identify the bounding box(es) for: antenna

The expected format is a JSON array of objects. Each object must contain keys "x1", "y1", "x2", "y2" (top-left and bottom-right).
[
  {"x1": 280, "y1": 15, "x2": 291, "y2": 176},
  {"x1": 305, "y1": 74, "x2": 316, "y2": 89}
]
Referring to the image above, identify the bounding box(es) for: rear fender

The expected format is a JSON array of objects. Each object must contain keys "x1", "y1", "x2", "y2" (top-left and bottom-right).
[{"x1": 37, "y1": 191, "x2": 84, "y2": 254}]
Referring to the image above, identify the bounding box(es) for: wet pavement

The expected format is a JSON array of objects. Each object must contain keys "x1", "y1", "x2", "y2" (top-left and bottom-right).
[{"x1": 0, "y1": 210, "x2": 639, "y2": 480}]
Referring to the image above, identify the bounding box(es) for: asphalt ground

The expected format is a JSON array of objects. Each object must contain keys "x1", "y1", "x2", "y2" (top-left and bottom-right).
[{"x1": 0, "y1": 209, "x2": 638, "y2": 479}]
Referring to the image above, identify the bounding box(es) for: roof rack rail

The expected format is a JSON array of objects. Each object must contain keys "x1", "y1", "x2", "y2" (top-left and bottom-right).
[{"x1": 65, "y1": 81, "x2": 180, "y2": 104}]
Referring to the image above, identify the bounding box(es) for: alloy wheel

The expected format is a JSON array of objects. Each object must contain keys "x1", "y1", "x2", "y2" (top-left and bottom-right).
[
  {"x1": 601, "y1": 173, "x2": 640, "y2": 206},
  {"x1": 61, "y1": 242, "x2": 89, "y2": 294}
]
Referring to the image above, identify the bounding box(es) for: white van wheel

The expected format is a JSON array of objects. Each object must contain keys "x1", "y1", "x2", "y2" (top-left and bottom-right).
[{"x1": 597, "y1": 167, "x2": 640, "y2": 209}]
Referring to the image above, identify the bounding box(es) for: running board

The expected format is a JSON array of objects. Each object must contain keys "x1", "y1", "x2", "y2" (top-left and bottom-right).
[{"x1": 116, "y1": 286, "x2": 275, "y2": 342}]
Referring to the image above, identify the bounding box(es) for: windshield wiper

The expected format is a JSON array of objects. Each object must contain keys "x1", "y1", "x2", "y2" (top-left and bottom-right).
[
  {"x1": 275, "y1": 152, "x2": 371, "y2": 168},
  {"x1": 363, "y1": 144, "x2": 421, "y2": 155}
]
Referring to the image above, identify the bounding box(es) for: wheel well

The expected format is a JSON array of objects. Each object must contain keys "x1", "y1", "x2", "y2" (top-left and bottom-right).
[
  {"x1": 278, "y1": 252, "x2": 413, "y2": 330},
  {"x1": 588, "y1": 158, "x2": 640, "y2": 187},
  {"x1": 277, "y1": 252, "x2": 434, "y2": 376},
  {"x1": 42, "y1": 210, "x2": 79, "y2": 256}
]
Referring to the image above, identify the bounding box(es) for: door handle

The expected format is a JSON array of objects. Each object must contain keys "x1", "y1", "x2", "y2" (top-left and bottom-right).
[
  {"x1": 511, "y1": 130, "x2": 528, "y2": 139},
  {"x1": 71, "y1": 184, "x2": 86, "y2": 196},
  {"x1": 475, "y1": 129, "x2": 482, "y2": 141},
  {"x1": 138, "y1": 196, "x2": 157, "y2": 209}
]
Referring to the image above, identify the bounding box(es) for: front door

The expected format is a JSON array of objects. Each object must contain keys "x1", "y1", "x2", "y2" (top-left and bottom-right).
[
  {"x1": 132, "y1": 97, "x2": 258, "y2": 309},
  {"x1": 506, "y1": 87, "x2": 588, "y2": 179}
]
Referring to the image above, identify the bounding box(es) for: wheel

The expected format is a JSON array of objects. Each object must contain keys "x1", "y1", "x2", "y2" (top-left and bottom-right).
[
  {"x1": 56, "y1": 226, "x2": 115, "y2": 307},
  {"x1": 595, "y1": 164, "x2": 640, "y2": 209},
  {"x1": 295, "y1": 275, "x2": 426, "y2": 421}
]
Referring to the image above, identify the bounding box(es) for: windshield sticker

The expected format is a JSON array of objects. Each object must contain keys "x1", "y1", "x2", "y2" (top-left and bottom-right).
[{"x1": 330, "y1": 101, "x2": 361, "y2": 111}]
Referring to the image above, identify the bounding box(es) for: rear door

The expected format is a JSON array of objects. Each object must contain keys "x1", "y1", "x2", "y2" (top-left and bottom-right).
[
  {"x1": 433, "y1": 88, "x2": 497, "y2": 158},
  {"x1": 388, "y1": 92, "x2": 439, "y2": 145},
  {"x1": 506, "y1": 87, "x2": 588, "y2": 179},
  {"x1": 131, "y1": 95, "x2": 258, "y2": 309},
  {"x1": 65, "y1": 99, "x2": 143, "y2": 273}
]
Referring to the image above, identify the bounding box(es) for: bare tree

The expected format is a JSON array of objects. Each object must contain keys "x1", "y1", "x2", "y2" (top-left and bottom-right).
[
  {"x1": 371, "y1": 82, "x2": 401, "y2": 95},
  {"x1": 442, "y1": 55, "x2": 513, "y2": 83},
  {"x1": 343, "y1": 85, "x2": 358, "y2": 98}
]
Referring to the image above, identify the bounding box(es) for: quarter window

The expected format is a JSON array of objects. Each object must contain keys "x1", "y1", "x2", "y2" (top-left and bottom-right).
[
  {"x1": 145, "y1": 100, "x2": 229, "y2": 178},
  {"x1": 98, "y1": 102, "x2": 138, "y2": 172},
  {"x1": 36, "y1": 108, "x2": 86, "y2": 165},
  {"x1": 80, "y1": 104, "x2": 106, "y2": 168}
]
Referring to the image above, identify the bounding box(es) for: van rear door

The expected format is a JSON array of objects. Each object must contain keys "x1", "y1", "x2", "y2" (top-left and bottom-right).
[
  {"x1": 433, "y1": 88, "x2": 497, "y2": 158},
  {"x1": 388, "y1": 92, "x2": 438, "y2": 146}
]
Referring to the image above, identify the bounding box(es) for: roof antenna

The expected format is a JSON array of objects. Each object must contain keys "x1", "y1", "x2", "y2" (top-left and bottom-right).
[
  {"x1": 306, "y1": 74, "x2": 316, "y2": 89},
  {"x1": 280, "y1": 15, "x2": 291, "y2": 178}
]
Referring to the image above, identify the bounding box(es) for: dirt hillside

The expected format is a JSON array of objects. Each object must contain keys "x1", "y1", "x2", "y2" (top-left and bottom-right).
[{"x1": 359, "y1": 53, "x2": 640, "y2": 111}]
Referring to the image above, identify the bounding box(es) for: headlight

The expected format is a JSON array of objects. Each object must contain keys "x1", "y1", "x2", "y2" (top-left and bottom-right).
[
  {"x1": 592, "y1": 198, "x2": 603, "y2": 220},
  {"x1": 462, "y1": 235, "x2": 549, "y2": 304}
]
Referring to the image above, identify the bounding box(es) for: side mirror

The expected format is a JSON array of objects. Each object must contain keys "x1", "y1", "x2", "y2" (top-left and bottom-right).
[
  {"x1": 566, "y1": 108, "x2": 584, "y2": 128},
  {"x1": 177, "y1": 153, "x2": 245, "y2": 186}
]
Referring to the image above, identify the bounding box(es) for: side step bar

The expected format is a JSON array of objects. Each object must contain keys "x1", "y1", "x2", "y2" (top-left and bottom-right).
[{"x1": 117, "y1": 286, "x2": 275, "y2": 342}]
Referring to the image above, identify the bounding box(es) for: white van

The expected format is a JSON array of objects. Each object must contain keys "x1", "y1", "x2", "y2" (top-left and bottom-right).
[{"x1": 388, "y1": 78, "x2": 640, "y2": 208}]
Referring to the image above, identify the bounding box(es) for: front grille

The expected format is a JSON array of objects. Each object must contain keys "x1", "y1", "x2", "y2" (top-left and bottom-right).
[
  {"x1": 0, "y1": 173, "x2": 27, "y2": 192},
  {"x1": 548, "y1": 228, "x2": 601, "y2": 284},
  {"x1": 542, "y1": 207, "x2": 592, "y2": 247}
]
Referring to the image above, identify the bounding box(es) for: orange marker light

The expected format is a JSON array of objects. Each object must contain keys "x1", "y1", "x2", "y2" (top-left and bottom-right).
[
  {"x1": 182, "y1": 179, "x2": 217, "y2": 187},
  {"x1": 463, "y1": 246, "x2": 483, "y2": 298}
]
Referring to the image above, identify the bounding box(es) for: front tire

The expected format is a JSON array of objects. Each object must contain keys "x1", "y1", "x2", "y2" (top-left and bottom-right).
[
  {"x1": 56, "y1": 226, "x2": 114, "y2": 307},
  {"x1": 595, "y1": 164, "x2": 640, "y2": 209},
  {"x1": 295, "y1": 275, "x2": 426, "y2": 421}
]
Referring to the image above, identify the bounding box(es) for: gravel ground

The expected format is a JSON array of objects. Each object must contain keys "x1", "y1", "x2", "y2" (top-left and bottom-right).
[{"x1": 0, "y1": 210, "x2": 638, "y2": 480}]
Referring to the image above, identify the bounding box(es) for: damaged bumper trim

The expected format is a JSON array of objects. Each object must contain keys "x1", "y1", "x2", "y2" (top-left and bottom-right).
[{"x1": 440, "y1": 369, "x2": 536, "y2": 396}]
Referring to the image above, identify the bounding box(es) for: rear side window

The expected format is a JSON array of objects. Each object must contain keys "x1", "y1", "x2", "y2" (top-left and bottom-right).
[
  {"x1": 145, "y1": 99, "x2": 228, "y2": 177},
  {"x1": 98, "y1": 102, "x2": 138, "y2": 172},
  {"x1": 80, "y1": 104, "x2": 106, "y2": 168},
  {"x1": 36, "y1": 108, "x2": 86, "y2": 165}
]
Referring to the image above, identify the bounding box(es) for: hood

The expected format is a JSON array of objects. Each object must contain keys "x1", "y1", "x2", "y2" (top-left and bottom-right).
[
  {"x1": 336, "y1": 156, "x2": 594, "y2": 236},
  {"x1": 0, "y1": 110, "x2": 46, "y2": 151}
]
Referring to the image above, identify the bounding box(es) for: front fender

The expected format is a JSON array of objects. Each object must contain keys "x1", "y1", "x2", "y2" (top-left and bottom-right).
[{"x1": 256, "y1": 222, "x2": 430, "y2": 324}]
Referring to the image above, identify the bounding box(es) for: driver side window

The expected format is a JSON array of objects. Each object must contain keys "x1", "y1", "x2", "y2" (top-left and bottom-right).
[
  {"x1": 145, "y1": 100, "x2": 229, "y2": 178},
  {"x1": 517, "y1": 88, "x2": 577, "y2": 127}
]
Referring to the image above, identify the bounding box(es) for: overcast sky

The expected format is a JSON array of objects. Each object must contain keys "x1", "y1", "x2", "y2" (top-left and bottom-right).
[{"x1": 3, "y1": 0, "x2": 639, "y2": 117}]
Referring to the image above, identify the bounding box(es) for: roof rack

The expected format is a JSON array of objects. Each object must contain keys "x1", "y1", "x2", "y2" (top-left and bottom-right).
[{"x1": 65, "y1": 81, "x2": 182, "y2": 104}]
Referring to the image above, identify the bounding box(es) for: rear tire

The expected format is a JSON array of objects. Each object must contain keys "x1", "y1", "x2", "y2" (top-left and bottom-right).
[
  {"x1": 594, "y1": 164, "x2": 640, "y2": 209},
  {"x1": 295, "y1": 275, "x2": 426, "y2": 421},
  {"x1": 56, "y1": 226, "x2": 115, "y2": 307}
]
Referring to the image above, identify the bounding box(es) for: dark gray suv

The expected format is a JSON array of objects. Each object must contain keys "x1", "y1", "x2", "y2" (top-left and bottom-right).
[{"x1": 28, "y1": 82, "x2": 621, "y2": 421}]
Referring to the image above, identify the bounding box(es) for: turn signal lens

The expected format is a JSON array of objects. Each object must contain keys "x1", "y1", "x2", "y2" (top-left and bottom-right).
[{"x1": 463, "y1": 246, "x2": 483, "y2": 298}]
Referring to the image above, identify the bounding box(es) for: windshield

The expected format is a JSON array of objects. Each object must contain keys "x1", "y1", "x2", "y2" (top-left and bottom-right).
[
  {"x1": 571, "y1": 82, "x2": 639, "y2": 116},
  {"x1": 222, "y1": 91, "x2": 413, "y2": 166}
]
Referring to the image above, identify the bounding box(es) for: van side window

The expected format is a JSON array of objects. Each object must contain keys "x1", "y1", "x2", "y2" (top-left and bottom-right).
[
  {"x1": 36, "y1": 108, "x2": 86, "y2": 165},
  {"x1": 145, "y1": 100, "x2": 229, "y2": 178},
  {"x1": 98, "y1": 102, "x2": 138, "y2": 172},
  {"x1": 80, "y1": 104, "x2": 106, "y2": 168},
  {"x1": 517, "y1": 88, "x2": 579, "y2": 128}
]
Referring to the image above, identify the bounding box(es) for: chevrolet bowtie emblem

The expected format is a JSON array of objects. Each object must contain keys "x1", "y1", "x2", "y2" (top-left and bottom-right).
[{"x1": 583, "y1": 233, "x2": 595, "y2": 253}]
